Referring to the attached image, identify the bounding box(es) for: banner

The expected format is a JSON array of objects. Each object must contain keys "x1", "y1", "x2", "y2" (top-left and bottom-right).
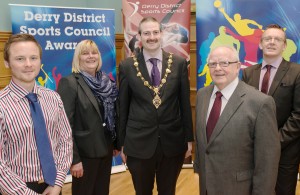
[
  {"x1": 122, "y1": 0, "x2": 191, "y2": 63},
  {"x1": 10, "y1": 4, "x2": 116, "y2": 91},
  {"x1": 9, "y1": 4, "x2": 125, "y2": 179},
  {"x1": 196, "y1": 0, "x2": 300, "y2": 89}
]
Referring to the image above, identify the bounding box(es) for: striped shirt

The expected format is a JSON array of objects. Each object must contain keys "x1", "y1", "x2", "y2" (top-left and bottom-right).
[{"x1": 0, "y1": 81, "x2": 72, "y2": 195}]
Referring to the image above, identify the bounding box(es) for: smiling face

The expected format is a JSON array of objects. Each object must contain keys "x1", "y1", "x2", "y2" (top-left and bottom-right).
[
  {"x1": 4, "y1": 41, "x2": 41, "y2": 91},
  {"x1": 79, "y1": 47, "x2": 100, "y2": 77},
  {"x1": 259, "y1": 28, "x2": 287, "y2": 59},
  {"x1": 139, "y1": 20, "x2": 162, "y2": 53},
  {"x1": 208, "y1": 47, "x2": 241, "y2": 90}
]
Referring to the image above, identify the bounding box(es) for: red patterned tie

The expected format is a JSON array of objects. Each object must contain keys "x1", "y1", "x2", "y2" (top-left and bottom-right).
[
  {"x1": 206, "y1": 91, "x2": 223, "y2": 142},
  {"x1": 261, "y1": 65, "x2": 272, "y2": 94}
]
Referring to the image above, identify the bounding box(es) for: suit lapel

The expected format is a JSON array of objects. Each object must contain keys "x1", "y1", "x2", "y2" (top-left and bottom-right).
[
  {"x1": 75, "y1": 74, "x2": 102, "y2": 118},
  {"x1": 161, "y1": 51, "x2": 168, "y2": 78},
  {"x1": 251, "y1": 65, "x2": 261, "y2": 90},
  {"x1": 207, "y1": 81, "x2": 245, "y2": 147},
  {"x1": 268, "y1": 59, "x2": 289, "y2": 96},
  {"x1": 137, "y1": 52, "x2": 152, "y2": 85},
  {"x1": 158, "y1": 51, "x2": 169, "y2": 97},
  {"x1": 201, "y1": 86, "x2": 214, "y2": 146},
  {"x1": 136, "y1": 52, "x2": 155, "y2": 97}
]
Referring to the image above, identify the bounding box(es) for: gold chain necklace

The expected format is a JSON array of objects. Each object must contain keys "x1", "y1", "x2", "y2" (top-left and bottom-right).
[{"x1": 133, "y1": 53, "x2": 173, "y2": 109}]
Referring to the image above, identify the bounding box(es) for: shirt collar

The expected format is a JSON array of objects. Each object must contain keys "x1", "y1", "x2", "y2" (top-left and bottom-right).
[
  {"x1": 212, "y1": 77, "x2": 239, "y2": 101},
  {"x1": 8, "y1": 80, "x2": 40, "y2": 102},
  {"x1": 261, "y1": 57, "x2": 283, "y2": 69},
  {"x1": 143, "y1": 49, "x2": 163, "y2": 63}
]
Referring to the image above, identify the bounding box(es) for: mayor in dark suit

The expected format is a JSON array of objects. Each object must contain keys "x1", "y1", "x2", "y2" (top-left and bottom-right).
[
  {"x1": 242, "y1": 24, "x2": 300, "y2": 195},
  {"x1": 194, "y1": 46, "x2": 280, "y2": 195},
  {"x1": 119, "y1": 17, "x2": 193, "y2": 195},
  {"x1": 57, "y1": 40, "x2": 119, "y2": 195}
]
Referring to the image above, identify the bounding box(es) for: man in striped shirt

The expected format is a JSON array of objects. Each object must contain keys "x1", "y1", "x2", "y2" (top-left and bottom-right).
[{"x1": 0, "y1": 33, "x2": 72, "y2": 194}]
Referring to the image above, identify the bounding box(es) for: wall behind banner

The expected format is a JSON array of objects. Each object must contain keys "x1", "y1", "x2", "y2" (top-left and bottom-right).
[
  {"x1": 1, "y1": 0, "x2": 84, "y2": 30},
  {"x1": 0, "y1": 0, "x2": 195, "y2": 33}
]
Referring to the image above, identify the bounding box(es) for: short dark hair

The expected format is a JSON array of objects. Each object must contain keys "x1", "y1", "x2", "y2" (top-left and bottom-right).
[
  {"x1": 265, "y1": 24, "x2": 284, "y2": 30},
  {"x1": 138, "y1": 17, "x2": 162, "y2": 35},
  {"x1": 4, "y1": 33, "x2": 42, "y2": 62},
  {"x1": 262, "y1": 24, "x2": 287, "y2": 43}
]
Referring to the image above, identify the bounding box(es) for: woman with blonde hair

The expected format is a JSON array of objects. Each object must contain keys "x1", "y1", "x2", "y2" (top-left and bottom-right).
[{"x1": 57, "y1": 39, "x2": 119, "y2": 195}]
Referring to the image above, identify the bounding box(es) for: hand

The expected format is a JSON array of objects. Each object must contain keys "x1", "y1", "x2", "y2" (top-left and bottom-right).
[
  {"x1": 70, "y1": 162, "x2": 84, "y2": 178},
  {"x1": 113, "y1": 149, "x2": 120, "y2": 157},
  {"x1": 120, "y1": 146, "x2": 127, "y2": 164},
  {"x1": 185, "y1": 142, "x2": 192, "y2": 158},
  {"x1": 42, "y1": 185, "x2": 61, "y2": 195}
]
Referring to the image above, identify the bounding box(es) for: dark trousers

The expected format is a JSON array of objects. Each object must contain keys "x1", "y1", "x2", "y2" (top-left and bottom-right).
[
  {"x1": 72, "y1": 146, "x2": 113, "y2": 195},
  {"x1": 275, "y1": 164, "x2": 299, "y2": 195},
  {"x1": 126, "y1": 141, "x2": 185, "y2": 195},
  {"x1": 26, "y1": 182, "x2": 48, "y2": 194}
]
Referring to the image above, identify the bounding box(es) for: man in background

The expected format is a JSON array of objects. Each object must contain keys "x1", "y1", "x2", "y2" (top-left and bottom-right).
[{"x1": 243, "y1": 23, "x2": 300, "y2": 195}]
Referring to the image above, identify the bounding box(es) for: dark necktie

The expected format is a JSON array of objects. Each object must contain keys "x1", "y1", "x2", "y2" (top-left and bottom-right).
[
  {"x1": 149, "y1": 58, "x2": 160, "y2": 87},
  {"x1": 261, "y1": 65, "x2": 272, "y2": 94},
  {"x1": 26, "y1": 93, "x2": 57, "y2": 186},
  {"x1": 206, "y1": 91, "x2": 223, "y2": 142}
]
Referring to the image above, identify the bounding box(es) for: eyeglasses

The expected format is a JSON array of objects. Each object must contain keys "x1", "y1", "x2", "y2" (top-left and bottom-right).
[
  {"x1": 262, "y1": 36, "x2": 284, "y2": 43},
  {"x1": 207, "y1": 61, "x2": 238, "y2": 68}
]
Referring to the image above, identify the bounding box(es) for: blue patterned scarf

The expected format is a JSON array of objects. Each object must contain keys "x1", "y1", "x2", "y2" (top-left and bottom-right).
[{"x1": 80, "y1": 71, "x2": 118, "y2": 140}]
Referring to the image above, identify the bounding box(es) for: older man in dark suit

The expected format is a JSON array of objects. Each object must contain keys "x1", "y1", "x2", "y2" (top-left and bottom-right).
[
  {"x1": 119, "y1": 17, "x2": 193, "y2": 195},
  {"x1": 194, "y1": 46, "x2": 280, "y2": 195},
  {"x1": 242, "y1": 24, "x2": 300, "y2": 195}
]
